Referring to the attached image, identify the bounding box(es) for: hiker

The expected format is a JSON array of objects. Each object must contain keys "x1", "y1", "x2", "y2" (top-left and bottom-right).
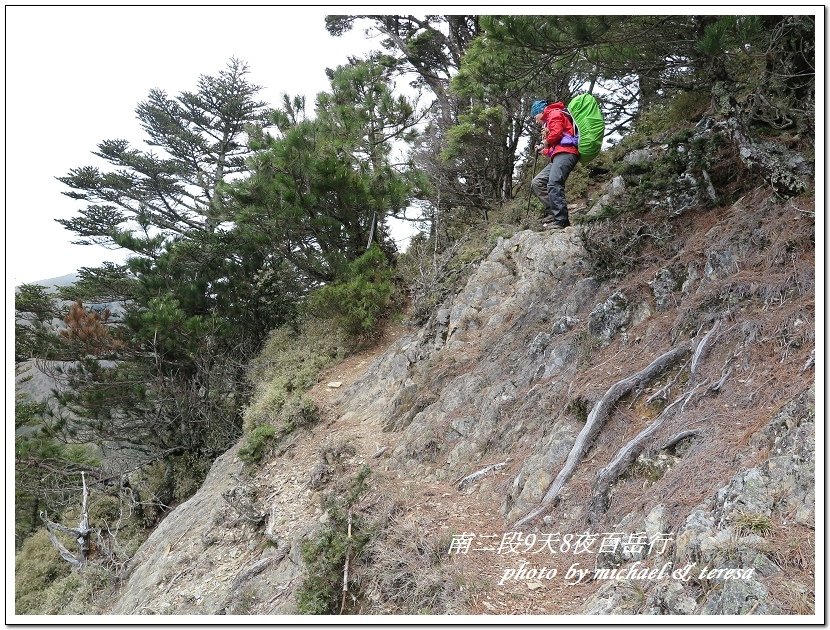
[{"x1": 530, "y1": 99, "x2": 579, "y2": 230}]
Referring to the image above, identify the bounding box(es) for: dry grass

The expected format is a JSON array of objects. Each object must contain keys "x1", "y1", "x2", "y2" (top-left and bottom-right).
[
  {"x1": 764, "y1": 522, "x2": 815, "y2": 573},
  {"x1": 767, "y1": 577, "x2": 815, "y2": 615},
  {"x1": 733, "y1": 511, "x2": 773, "y2": 537},
  {"x1": 358, "y1": 512, "x2": 461, "y2": 614}
]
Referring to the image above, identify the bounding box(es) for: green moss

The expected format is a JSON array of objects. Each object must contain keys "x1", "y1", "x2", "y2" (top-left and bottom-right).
[
  {"x1": 564, "y1": 397, "x2": 591, "y2": 423},
  {"x1": 628, "y1": 459, "x2": 666, "y2": 485}
]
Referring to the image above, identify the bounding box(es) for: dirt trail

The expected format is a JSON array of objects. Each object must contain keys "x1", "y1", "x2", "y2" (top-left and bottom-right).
[{"x1": 299, "y1": 321, "x2": 601, "y2": 615}]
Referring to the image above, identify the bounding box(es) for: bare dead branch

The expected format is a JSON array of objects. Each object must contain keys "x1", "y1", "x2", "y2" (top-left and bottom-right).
[
  {"x1": 231, "y1": 551, "x2": 285, "y2": 592},
  {"x1": 340, "y1": 510, "x2": 353, "y2": 614},
  {"x1": 41, "y1": 472, "x2": 93, "y2": 568},
  {"x1": 42, "y1": 523, "x2": 83, "y2": 568},
  {"x1": 77, "y1": 472, "x2": 92, "y2": 560},
  {"x1": 454, "y1": 460, "x2": 510, "y2": 490}
]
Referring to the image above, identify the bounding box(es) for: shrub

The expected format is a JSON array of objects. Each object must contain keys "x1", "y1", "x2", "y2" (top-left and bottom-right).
[
  {"x1": 667, "y1": 90, "x2": 710, "y2": 126},
  {"x1": 361, "y1": 520, "x2": 457, "y2": 614},
  {"x1": 282, "y1": 394, "x2": 321, "y2": 430},
  {"x1": 297, "y1": 522, "x2": 354, "y2": 614},
  {"x1": 311, "y1": 246, "x2": 393, "y2": 337},
  {"x1": 243, "y1": 320, "x2": 347, "y2": 432},
  {"x1": 15, "y1": 529, "x2": 71, "y2": 614},
  {"x1": 297, "y1": 466, "x2": 373, "y2": 614},
  {"x1": 238, "y1": 425, "x2": 278, "y2": 465},
  {"x1": 39, "y1": 563, "x2": 114, "y2": 615}
]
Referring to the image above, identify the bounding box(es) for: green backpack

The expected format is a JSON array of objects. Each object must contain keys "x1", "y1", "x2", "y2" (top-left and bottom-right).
[{"x1": 566, "y1": 94, "x2": 605, "y2": 164}]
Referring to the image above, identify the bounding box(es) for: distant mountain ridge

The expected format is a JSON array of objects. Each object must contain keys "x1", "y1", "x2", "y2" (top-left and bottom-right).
[
  {"x1": 15, "y1": 272, "x2": 127, "y2": 323},
  {"x1": 18, "y1": 273, "x2": 80, "y2": 292}
]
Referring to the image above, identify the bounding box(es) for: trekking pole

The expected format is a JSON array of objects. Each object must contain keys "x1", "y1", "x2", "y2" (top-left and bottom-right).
[{"x1": 525, "y1": 150, "x2": 539, "y2": 218}]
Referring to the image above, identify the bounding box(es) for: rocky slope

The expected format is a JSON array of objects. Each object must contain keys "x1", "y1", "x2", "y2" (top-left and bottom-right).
[{"x1": 106, "y1": 122, "x2": 816, "y2": 617}]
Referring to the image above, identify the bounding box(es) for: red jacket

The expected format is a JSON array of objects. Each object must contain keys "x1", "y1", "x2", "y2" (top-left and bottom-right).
[{"x1": 540, "y1": 102, "x2": 579, "y2": 158}]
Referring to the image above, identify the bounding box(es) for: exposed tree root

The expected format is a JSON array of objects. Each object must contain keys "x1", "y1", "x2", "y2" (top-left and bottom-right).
[
  {"x1": 691, "y1": 319, "x2": 722, "y2": 377},
  {"x1": 709, "y1": 351, "x2": 737, "y2": 392},
  {"x1": 215, "y1": 543, "x2": 290, "y2": 613},
  {"x1": 645, "y1": 359, "x2": 688, "y2": 405},
  {"x1": 587, "y1": 323, "x2": 725, "y2": 523},
  {"x1": 587, "y1": 391, "x2": 693, "y2": 523},
  {"x1": 661, "y1": 429, "x2": 703, "y2": 452},
  {"x1": 800, "y1": 348, "x2": 815, "y2": 373},
  {"x1": 511, "y1": 341, "x2": 693, "y2": 530}
]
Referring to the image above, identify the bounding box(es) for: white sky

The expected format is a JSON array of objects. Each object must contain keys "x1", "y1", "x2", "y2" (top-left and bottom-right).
[
  {"x1": 6, "y1": 5, "x2": 817, "y2": 287},
  {"x1": 5, "y1": 6, "x2": 391, "y2": 285}
]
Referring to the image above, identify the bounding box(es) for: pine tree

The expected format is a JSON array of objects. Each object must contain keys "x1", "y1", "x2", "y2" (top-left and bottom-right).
[
  {"x1": 235, "y1": 58, "x2": 422, "y2": 284},
  {"x1": 51, "y1": 61, "x2": 298, "y2": 507},
  {"x1": 57, "y1": 58, "x2": 267, "y2": 251}
]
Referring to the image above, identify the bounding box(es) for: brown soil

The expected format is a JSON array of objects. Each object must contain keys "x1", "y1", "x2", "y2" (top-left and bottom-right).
[{"x1": 299, "y1": 318, "x2": 605, "y2": 615}]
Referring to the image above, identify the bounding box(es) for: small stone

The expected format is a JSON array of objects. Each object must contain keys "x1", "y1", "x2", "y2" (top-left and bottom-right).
[
  {"x1": 327, "y1": 381, "x2": 343, "y2": 389},
  {"x1": 552, "y1": 315, "x2": 579, "y2": 335},
  {"x1": 527, "y1": 581, "x2": 545, "y2": 591}
]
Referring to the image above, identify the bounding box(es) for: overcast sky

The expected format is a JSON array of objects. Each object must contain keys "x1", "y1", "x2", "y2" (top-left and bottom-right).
[
  {"x1": 6, "y1": 6, "x2": 389, "y2": 285},
  {"x1": 6, "y1": 5, "x2": 821, "y2": 288}
]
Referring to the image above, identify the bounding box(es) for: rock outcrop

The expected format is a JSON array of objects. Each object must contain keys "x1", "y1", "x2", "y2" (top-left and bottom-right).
[{"x1": 108, "y1": 130, "x2": 815, "y2": 617}]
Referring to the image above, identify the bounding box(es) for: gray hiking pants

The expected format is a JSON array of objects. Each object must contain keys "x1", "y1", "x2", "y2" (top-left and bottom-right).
[{"x1": 531, "y1": 152, "x2": 579, "y2": 224}]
